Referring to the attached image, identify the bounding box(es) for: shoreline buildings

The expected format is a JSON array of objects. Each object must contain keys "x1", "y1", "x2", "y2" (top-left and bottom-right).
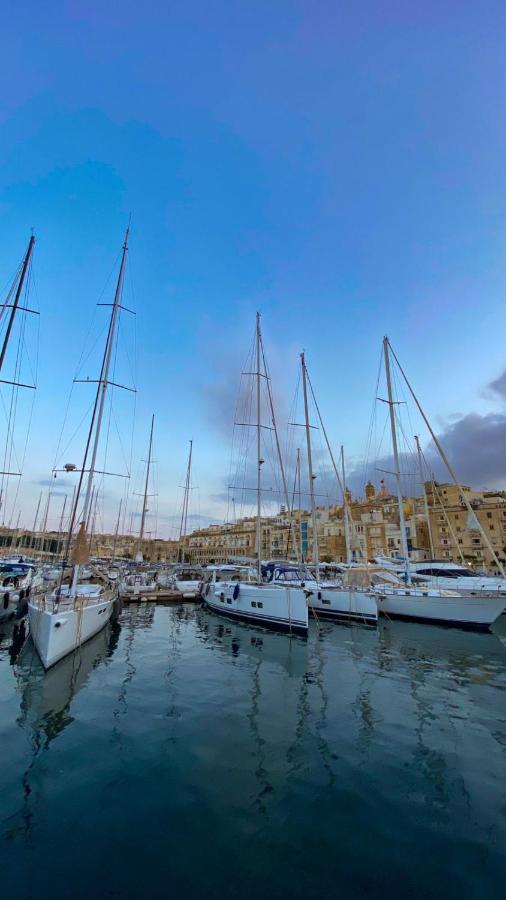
[{"x1": 1, "y1": 481, "x2": 506, "y2": 570}]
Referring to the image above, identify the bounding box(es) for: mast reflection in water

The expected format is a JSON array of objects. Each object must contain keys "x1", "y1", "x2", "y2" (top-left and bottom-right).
[{"x1": 0, "y1": 604, "x2": 504, "y2": 899}]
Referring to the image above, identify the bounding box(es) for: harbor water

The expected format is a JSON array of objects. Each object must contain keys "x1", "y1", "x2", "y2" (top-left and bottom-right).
[{"x1": 1, "y1": 604, "x2": 505, "y2": 899}]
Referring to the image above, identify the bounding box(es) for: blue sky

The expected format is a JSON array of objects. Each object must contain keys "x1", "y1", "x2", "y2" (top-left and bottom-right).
[{"x1": 2, "y1": 2, "x2": 506, "y2": 536}]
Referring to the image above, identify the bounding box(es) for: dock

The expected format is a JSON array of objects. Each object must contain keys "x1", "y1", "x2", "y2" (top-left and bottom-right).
[{"x1": 119, "y1": 589, "x2": 201, "y2": 604}]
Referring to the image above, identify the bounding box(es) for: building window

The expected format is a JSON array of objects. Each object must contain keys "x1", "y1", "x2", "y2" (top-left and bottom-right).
[{"x1": 487, "y1": 512, "x2": 492, "y2": 518}]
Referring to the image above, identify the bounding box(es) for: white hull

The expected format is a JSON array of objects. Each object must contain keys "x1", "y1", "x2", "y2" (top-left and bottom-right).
[
  {"x1": 28, "y1": 597, "x2": 114, "y2": 668},
  {"x1": 307, "y1": 586, "x2": 378, "y2": 625},
  {"x1": 204, "y1": 581, "x2": 308, "y2": 633},
  {"x1": 376, "y1": 587, "x2": 504, "y2": 628}
]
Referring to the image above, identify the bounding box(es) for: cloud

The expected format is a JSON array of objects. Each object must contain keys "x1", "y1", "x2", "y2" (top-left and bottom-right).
[
  {"x1": 487, "y1": 369, "x2": 506, "y2": 399},
  {"x1": 345, "y1": 386, "x2": 506, "y2": 499}
]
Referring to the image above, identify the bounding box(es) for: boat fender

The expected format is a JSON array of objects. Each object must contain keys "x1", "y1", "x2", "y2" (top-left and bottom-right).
[
  {"x1": 2, "y1": 577, "x2": 10, "y2": 588},
  {"x1": 3, "y1": 592, "x2": 9, "y2": 610},
  {"x1": 318, "y1": 591, "x2": 322, "y2": 601},
  {"x1": 220, "y1": 591, "x2": 225, "y2": 600},
  {"x1": 233, "y1": 584, "x2": 240, "y2": 600},
  {"x1": 205, "y1": 583, "x2": 211, "y2": 597}
]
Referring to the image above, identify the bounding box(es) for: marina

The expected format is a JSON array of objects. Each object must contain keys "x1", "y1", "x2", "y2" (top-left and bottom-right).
[
  {"x1": 1, "y1": 602, "x2": 505, "y2": 899},
  {"x1": 3, "y1": 4, "x2": 506, "y2": 895}
]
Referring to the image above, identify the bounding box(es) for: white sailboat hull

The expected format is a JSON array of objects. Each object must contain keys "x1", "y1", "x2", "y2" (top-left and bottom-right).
[
  {"x1": 204, "y1": 581, "x2": 308, "y2": 633},
  {"x1": 376, "y1": 588, "x2": 504, "y2": 629},
  {"x1": 307, "y1": 586, "x2": 378, "y2": 625},
  {"x1": 28, "y1": 597, "x2": 114, "y2": 669}
]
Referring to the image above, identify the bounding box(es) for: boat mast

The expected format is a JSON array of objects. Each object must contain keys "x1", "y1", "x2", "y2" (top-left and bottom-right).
[
  {"x1": 0, "y1": 235, "x2": 35, "y2": 373},
  {"x1": 178, "y1": 438, "x2": 193, "y2": 563},
  {"x1": 111, "y1": 498, "x2": 122, "y2": 564},
  {"x1": 138, "y1": 414, "x2": 155, "y2": 561},
  {"x1": 415, "y1": 434, "x2": 435, "y2": 559},
  {"x1": 258, "y1": 326, "x2": 300, "y2": 562},
  {"x1": 255, "y1": 312, "x2": 262, "y2": 582},
  {"x1": 341, "y1": 446, "x2": 352, "y2": 564},
  {"x1": 383, "y1": 336, "x2": 411, "y2": 583},
  {"x1": 388, "y1": 338, "x2": 505, "y2": 577},
  {"x1": 31, "y1": 492, "x2": 42, "y2": 551},
  {"x1": 301, "y1": 352, "x2": 319, "y2": 579},
  {"x1": 297, "y1": 448, "x2": 302, "y2": 559},
  {"x1": 67, "y1": 228, "x2": 130, "y2": 596}
]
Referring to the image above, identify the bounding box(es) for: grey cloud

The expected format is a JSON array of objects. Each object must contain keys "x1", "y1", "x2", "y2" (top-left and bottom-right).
[{"x1": 488, "y1": 370, "x2": 506, "y2": 399}]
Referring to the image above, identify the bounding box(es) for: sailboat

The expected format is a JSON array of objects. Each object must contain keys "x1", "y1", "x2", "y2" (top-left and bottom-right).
[
  {"x1": 171, "y1": 440, "x2": 203, "y2": 597},
  {"x1": 294, "y1": 352, "x2": 378, "y2": 625},
  {"x1": 204, "y1": 314, "x2": 308, "y2": 634},
  {"x1": 373, "y1": 337, "x2": 505, "y2": 629},
  {"x1": 28, "y1": 229, "x2": 132, "y2": 668},
  {"x1": 119, "y1": 415, "x2": 159, "y2": 599}
]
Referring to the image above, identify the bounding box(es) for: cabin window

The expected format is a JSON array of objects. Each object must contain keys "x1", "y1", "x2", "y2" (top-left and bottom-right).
[
  {"x1": 251, "y1": 601, "x2": 257, "y2": 608},
  {"x1": 258, "y1": 602, "x2": 263, "y2": 608},
  {"x1": 226, "y1": 598, "x2": 232, "y2": 604},
  {"x1": 322, "y1": 598, "x2": 331, "y2": 605}
]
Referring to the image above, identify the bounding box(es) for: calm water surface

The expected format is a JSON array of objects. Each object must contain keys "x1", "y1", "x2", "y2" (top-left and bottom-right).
[{"x1": 0, "y1": 603, "x2": 505, "y2": 899}]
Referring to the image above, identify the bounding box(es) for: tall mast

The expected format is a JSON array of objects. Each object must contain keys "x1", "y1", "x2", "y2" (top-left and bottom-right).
[
  {"x1": 112, "y1": 498, "x2": 122, "y2": 564},
  {"x1": 258, "y1": 327, "x2": 299, "y2": 562},
  {"x1": 0, "y1": 235, "x2": 35, "y2": 373},
  {"x1": 388, "y1": 338, "x2": 505, "y2": 577},
  {"x1": 138, "y1": 414, "x2": 155, "y2": 558},
  {"x1": 178, "y1": 438, "x2": 193, "y2": 563},
  {"x1": 65, "y1": 228, "x2": 129, "y2": 596},
  {"x1": 81, "y1": 229, "x2": 129, "y2": 529},
  {"x1": 383, "y1": 336, "x2": 410, "y2": 582},
  {"x1": 58, "y1": 495, "x2": 67, "y2": 535},
  {"x1": 297, "y1": 448, "x2": 302, "y2": 559},
  {"x1": 301, "y1": 352, "x2": 319, "y2": 578},
  {"x1": 415, "y1": 434, "x2": 435, "y2": 559},
  {"x1": 341, "y1": 446, "x2": 352, "y2": 564},
  {"x1": 255, "y1": 312, "x2": 262, "y2": 581},
  {"x1": 31, "y1": 492, "x2": 42, "y2": 550}
]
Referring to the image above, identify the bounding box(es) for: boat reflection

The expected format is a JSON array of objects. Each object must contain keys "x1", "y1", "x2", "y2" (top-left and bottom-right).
[
  {"x1": 15, "y1": 622, "x2": 120, "y2": 748},
  {"x1": 196, "y1": 608, "x2": 308, "y2": 678}
]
